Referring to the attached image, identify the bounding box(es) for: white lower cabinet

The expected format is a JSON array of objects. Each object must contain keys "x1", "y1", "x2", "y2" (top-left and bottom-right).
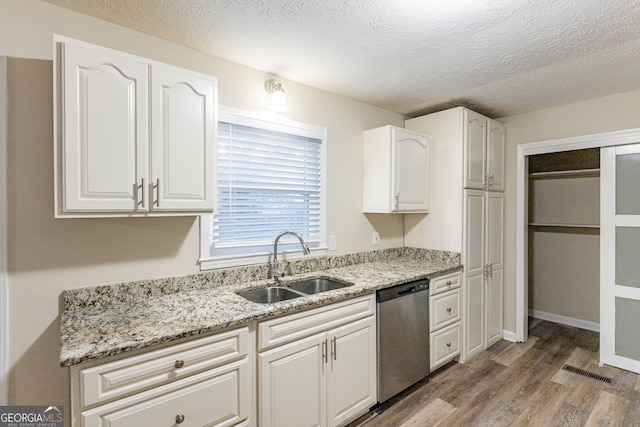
[
  {"x1": 486, "y1": 267, "x2": 504, "y2": 347},
  {"x1": 71, "y1": 296, "x2": 377, "y2": 427},
  {"x1": 431, "y1": 323, "x2": 461, "y2": 370},
  {"x1": 429, "y1": 272, "x2": 462, "y2": 371},
  {"x1": 259, "y1": 333, "x2": 327, "y2": 427},
  {"x1": 71, "y1": 327, "x2": 252, "y2": 427},
  {"x1": 81, "y1": 360, "x2": 250, "y2": 427},
  {"x1": 327, "y1": 318, "x2": 377, "y2": 427},
  {"x1": 258, "y1": 294, "x2": 377, "y2": 427},
  {"x1": 463, "y1": 271, "x2": 484, "y2": 359}
]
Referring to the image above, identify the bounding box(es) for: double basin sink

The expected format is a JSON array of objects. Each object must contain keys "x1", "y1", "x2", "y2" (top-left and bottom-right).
[{"x1": 237, "y1": 277, "x2": 352, "y2": 304}]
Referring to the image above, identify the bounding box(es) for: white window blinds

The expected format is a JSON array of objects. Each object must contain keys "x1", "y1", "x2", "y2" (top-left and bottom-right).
[{"x1": 211, "y1": 119, "x2": 323, "y2": 253}]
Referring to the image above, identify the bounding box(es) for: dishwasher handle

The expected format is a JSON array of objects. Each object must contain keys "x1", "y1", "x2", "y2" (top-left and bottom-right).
[
  {"x1": 397, "y1": 286, "x2": 416, "y2": 296},
  {"x1": 377, "y1": 279, "x2": 429, "y2": 303}
]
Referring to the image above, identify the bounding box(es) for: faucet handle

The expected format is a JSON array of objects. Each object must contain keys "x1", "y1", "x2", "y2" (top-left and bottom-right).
[{"x1": 273, "y1": 268, "x2": 286, "y2": 280}]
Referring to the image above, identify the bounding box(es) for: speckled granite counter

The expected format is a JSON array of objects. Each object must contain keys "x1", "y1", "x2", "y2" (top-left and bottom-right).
[{"x1": 60, "y1": 247, "x2": 461, "y2": 367}]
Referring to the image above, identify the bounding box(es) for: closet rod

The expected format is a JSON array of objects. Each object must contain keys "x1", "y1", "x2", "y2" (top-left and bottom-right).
[{"x1": 529, "y1": 169, "x2": 600, "y2": 179}]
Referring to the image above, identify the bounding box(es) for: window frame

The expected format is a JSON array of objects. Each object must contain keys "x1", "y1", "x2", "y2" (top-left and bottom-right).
[{"x1": 199, "y1": 106, "x2": 327, "y2": 270}]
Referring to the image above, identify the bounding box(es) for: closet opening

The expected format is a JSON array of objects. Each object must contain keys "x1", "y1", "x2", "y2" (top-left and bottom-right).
[
  {"x1": 516, "y1": 128, "x2": 640, "y2": 374},
  {"x1": 527, "y1": 148, "x2": 600, "y2": 333}
]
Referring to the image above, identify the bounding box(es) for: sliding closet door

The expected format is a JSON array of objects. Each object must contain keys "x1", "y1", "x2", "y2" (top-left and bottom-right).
[{"x1": 601, "y1": 144, "x2": 640, "y2": 374}]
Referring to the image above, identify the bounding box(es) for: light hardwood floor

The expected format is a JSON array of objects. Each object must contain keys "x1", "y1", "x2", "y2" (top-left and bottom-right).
[{"x1": 348, "y1": 319, "x2": 640, "y2": 427}]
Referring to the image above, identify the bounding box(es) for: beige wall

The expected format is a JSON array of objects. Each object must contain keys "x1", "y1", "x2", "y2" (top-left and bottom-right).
[
  {"x1": 500, "y1": 89, "x2": 640, "y2": 335},
  {"x1": 1, "y1": 0, "x2": 406, "y2": 414}
]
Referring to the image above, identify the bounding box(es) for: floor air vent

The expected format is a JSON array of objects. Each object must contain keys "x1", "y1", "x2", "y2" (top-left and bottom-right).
[{"x1": 562, "y1": 364, "x2": 613, "y2": 384}]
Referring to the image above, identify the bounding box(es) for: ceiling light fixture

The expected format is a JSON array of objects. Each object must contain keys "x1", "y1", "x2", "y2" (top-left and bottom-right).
[{"x1": 264, "y1": 79, "x2": 288, "y2": 112}]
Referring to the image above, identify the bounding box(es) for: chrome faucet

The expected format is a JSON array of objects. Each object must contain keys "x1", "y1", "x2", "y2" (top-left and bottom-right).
[{"x1": 273, "y1": 231, "x2": 310, "y2": 281}]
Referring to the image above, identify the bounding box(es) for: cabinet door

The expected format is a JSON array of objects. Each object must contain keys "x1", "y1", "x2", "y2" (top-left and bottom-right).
[
  {"x1": 259, "y1": 333, "x2": 326, "y2": 427},
  {"x1": 486, "y1": 192, "x2": 504, "y2": 276},
  {"x1": 392, "y1": 128, "x2": 430, "y2": 212},
  {"x1": 61, "y1": 41, "x2": 149, "y2": 212},
  {"x1": 485, "y1": 192, "x2": 504, "y2": 346},
  {"x1": 463, "y1": 110, "x2": 487, "y2": 190},
  {"x1": 327, "y1": 316, "x2": 376, "y2": 427},
  {"x1": 150, "y1": 65, "x2": 216, "y2": 211},
  {"x1": 486, "y1": 267, "x2": 504, "y2": 346},
  {"x1": 463, "y1": 190, "x2": 485, "y2": 361},
  {"x1": 487, "y1": 120, "x2": 505, "y2": 192}
]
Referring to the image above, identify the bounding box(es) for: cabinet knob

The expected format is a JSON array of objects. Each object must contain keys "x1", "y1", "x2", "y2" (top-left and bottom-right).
[
  {"x1": 446, "y1": 281, "x2": 452, "y2": 286},
  {"x1": 175, "y1": 414, "x2": 185, "y2": 424},
  {"x1": 174, "y1": 360, "x2": 185, "y2": 369},
  {"x1": 446, "y1": 342, "x2": 452, "y2": 347},
  {"x1": 446, "y1": 307, "x2": 452, "y2": 313}
]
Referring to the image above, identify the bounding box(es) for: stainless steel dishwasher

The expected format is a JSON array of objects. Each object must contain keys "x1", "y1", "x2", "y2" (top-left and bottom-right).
[{"x1": 377, "y1": 278, "x2": 430, "y2": 403}]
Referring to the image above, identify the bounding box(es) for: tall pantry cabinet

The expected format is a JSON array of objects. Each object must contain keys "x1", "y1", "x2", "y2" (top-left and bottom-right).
[{"x1": 405, "y1": 107, "x2": 505, "y2": 362}]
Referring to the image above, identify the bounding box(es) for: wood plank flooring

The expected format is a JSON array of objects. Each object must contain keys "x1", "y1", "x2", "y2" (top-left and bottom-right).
[{"x1": 347, "y1": 319, "x2": 640, "y2": 427}]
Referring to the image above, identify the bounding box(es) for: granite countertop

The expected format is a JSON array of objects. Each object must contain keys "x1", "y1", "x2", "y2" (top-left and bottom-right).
[{"x1": 60, "y1": 250, "x2": 461, "y2": 367}]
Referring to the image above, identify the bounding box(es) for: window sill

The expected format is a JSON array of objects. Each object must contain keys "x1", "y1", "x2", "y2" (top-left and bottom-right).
[{"x1": 199, "y1": 247, "x2": 328, "y2": 271}]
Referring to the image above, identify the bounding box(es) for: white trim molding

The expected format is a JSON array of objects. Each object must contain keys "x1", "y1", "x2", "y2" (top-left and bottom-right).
[
  {"x1": 529, "y1": 309, "x2": 599, "y2": 333},
  {"x1": 501, "y1": 330, "x2": 518, "y2": 343},
  {"x1": 516, "y1": 128, "x2": 640, "y2": 346},
  {"x1": 0, "y1": 55, "x2": 9, "y2": 405}
]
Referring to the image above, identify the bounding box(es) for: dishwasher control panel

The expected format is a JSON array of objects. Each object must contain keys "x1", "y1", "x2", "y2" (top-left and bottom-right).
[{"x1": 376, "y1": 278, "x2": 429, "y2": 303}]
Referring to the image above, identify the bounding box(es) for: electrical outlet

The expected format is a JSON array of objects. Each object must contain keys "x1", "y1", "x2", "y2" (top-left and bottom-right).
[
  {"x1": 372, "y1": 231, "x2": 380, "y2": 246},
  {"x1": 329, "y1": 235, "x2": 337, "y2": 251}
]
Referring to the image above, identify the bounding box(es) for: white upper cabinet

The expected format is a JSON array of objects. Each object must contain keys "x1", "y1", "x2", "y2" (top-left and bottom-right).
[
  {"x1": 464, "y1": 111, "x2": 487, "y2": 191},
  {"x1": 363, "y1": 125, "x2": 430, "y2": 213},
  {"x1": 463, "y1": 109, "x2": 505, "y2": 192},
  {"x1": 58, "y1": 40, "x2": 149, "y2": 212},
  {"x1": 54, "y1": 36, "x2": 217, "y2": 217},
  {"x1": 150, "y1": 65, "x2": 215, "y2": 211},
  {"x1": 487, "y1": 121, "x2": 506, "y2": 192}
]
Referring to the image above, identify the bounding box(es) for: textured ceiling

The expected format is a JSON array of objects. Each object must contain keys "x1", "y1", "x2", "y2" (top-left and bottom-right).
[{"x1": 41, "y1": 0, "x2": 640, "y2": 118}]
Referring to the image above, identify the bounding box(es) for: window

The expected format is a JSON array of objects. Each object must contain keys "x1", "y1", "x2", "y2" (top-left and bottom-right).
[{"x1": 200, "y1": 107, "x2": 326, "y2": 269}]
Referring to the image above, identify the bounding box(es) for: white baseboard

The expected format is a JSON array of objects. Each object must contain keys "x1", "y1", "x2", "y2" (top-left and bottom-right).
[
  {"x1": 529, "y1": 309, "x2": 599, "y2": 332},
  {"x1": 502, "y1": 330, "x2": 518, "y2": 342}
]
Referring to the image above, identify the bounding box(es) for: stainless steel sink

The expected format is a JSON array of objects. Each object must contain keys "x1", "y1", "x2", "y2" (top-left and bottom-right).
[
  {"x1": 237, "y1": 278, "x2": 353, "y2": 304},
  {"x1": 287, "y1": 277, "x2": 352, "y2": 295},
  {"x1": 236, "y1": 287, "x2": 306, "y2": 304}
]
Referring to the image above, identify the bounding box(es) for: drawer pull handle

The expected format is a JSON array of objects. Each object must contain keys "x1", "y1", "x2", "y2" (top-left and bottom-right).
[
  {"x1": 447, "y1": 307, "x2": 452, "y2": 313},
  {"x1": 446, "y1": 342, "x2": 452, "y2": 348},
  {"x1": 446, "y1": 281, "x2": 452, "y2": 286},
  {"x1": 176, "y1": 414, "x2": 185, "y2": 424},
  {"x1": 174, "y1": 360, "x2": 185, "y2": 369}
]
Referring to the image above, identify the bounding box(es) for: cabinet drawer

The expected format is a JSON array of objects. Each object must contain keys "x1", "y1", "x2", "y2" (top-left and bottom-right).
[
  {"x1": 77, "y1": 327, "x2": 249, "y2": 408},
  {"x1": 430, "y1": 288, "x2": 461, "y2": 332},
  {"x1": 430, "y1": 323, "x2": 461, "y2": 372},
  {"x1": 258, "y1": 294, "x2": 375, "y2": 351},
  {"x1": 81, "y1": 358, "x2": 250, "y2": 427},
  {"x1": 430, "y1": 272, "x2": 461, "y2": 295}
]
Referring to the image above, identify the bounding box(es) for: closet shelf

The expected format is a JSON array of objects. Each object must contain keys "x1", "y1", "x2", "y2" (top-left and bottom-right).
[
  {"x1": 528, "y1": 223, "x2": 600, "y2": 235},
  {"x1": 528, "y1": 169, "x2": 600, "y2": 179},
  {"x1": 529, "y1": 222, "x2": 599, "y2": 228}
]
